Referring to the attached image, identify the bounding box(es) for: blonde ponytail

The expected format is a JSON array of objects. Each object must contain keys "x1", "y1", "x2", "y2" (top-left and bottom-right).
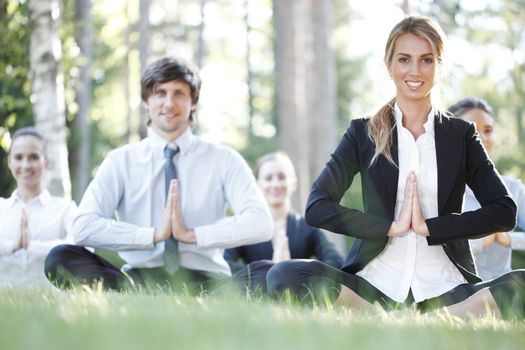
[{"x1": 367, "y1": 98, "x2": 396, "y2": 166}]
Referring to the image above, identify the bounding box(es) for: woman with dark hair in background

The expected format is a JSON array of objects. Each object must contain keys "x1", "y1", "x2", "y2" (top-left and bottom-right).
[
  {"x1": 0, "y1": 128, "x2": 76, "y2": 287},
  {"x1": 449, "y1": 97, "x2": 525, "y2": 280}
]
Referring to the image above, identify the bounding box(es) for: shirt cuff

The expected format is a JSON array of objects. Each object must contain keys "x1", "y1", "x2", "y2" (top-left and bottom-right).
[
  {"x1": 135, "y1": 227, "x2": 156, "y2": 248},
  {"x1": 0, "y1": 241, "x2": 16, "y2": 255},
  {"x1": 194, "y1": 226, "x2": 207, "y2": 247},
  {"x1": 194, "y1": 226, "x2": 223, "y2": 248}
]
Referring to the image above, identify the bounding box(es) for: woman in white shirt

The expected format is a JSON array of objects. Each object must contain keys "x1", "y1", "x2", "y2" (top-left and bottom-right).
[
  {"x1": 448, "y1": 97, "x2": 525, "y2": 280},
  {"x1": 0, "y1": 127, "x2": 76, "y2": 288},
  {"x1": 266, "y1": 15, "x2": 524, "y2": 320}
]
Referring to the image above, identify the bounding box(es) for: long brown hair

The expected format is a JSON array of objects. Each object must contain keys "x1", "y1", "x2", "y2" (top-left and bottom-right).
[{"x1": 367, "y1": 15, "x2": 446, "y2": 166}]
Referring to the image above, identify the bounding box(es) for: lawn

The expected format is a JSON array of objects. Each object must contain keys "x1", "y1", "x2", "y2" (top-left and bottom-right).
[{"x1": 0, "y1": 287, "x2": 523, "y2": 350}]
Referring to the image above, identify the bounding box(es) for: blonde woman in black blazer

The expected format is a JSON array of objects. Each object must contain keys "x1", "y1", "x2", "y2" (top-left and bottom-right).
[{"x1": 266, "y1": 15, "x2": 524, "y2": 320}]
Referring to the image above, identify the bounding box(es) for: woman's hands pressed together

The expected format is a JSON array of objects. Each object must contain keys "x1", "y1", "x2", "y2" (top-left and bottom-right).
[
  {"x1": 387, "y1": 172, "x2": 430, "y2": 238},
  {"x1": 272, "y1": 219, "x2": 291, "y2": 263},
  {"x1": 14, "y1": 207, "x2": 31, "y2": 252}
]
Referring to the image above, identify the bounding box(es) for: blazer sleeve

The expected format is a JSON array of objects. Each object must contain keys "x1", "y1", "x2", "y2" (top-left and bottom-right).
[
  {"x1": 305, "y1": 118, "x2": 392, "y2": 242},
  {"x1": 426, "y1": 122, "x2": 517, "y2": 244}
]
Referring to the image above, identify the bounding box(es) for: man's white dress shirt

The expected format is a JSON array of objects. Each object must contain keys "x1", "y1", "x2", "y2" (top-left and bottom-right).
[
  {"x1": 73, "y1": 128, "x2": 272, "y2": 276},
  {"x1": 0, "y1": 189, "x2": 76, "y2": 287},
  {"x1": 357, "y1": 104, "x2": 466, "y2": 303}
]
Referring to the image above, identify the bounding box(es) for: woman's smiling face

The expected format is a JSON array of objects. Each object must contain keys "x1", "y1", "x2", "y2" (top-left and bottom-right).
[{"x1": 388, "y1": 33, "x2": 439, "y2": 105}]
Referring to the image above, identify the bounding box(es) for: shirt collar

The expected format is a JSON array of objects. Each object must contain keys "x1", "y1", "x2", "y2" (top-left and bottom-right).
[
  {"x1": 148, "y1": 128, "x2": 194, "y2": 155},
  {"x1": 6, "y1": 190, "x2": 18, "y2": 207},
  {"x1": 7, "y1": 188, "x2": 51, "y2": 207},
  {"x1": 394, "y1": 103, "x2": 435, "y2": 136},
  {"x1": 38, "y1": 189, "x2": 52, "y2": 205}
]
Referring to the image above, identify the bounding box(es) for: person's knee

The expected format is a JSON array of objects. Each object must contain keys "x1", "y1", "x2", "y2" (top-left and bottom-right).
[
  {"x1": 248, "y1": 260, "x2": 274, "y2": 270},
  {"x1": 488, "y1": 269, "x2": 525, "y2": 320},
  {"x1": 511, "y1": 269, "x2": 525, "y2": 282},
  {"x1": 44, "y1": 244, "x2": 80, "y2": 282},
  {"x1": 267, "y1": 260, "x2": 312, "y2": 298}
]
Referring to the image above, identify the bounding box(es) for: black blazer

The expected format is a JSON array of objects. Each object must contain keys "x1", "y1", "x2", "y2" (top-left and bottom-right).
[
  {"x1": 224, "y1": 212, "x2": 343, "y2": 273},
  {"x1": 305, "y1": 112, "x2": 517, "y2": 283}
]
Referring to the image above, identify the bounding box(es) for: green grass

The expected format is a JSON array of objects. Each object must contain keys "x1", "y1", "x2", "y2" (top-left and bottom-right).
[{"x1": 0, "y1": 288, "x2": 524, "y2": 350}]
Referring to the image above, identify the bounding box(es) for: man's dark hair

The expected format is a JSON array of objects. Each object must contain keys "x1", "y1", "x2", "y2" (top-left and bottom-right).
[{"x1": 141, "y1": 57, "x2": 202, "y2": 123}]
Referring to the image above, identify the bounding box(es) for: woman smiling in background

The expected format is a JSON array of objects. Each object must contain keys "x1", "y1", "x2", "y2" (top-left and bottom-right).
[
  {"x1": 225, "y1": 152, "x2": 342, "y2": 293},
  {"x1": 0, "y1": 127, "x2": 76, "y2": 287}
]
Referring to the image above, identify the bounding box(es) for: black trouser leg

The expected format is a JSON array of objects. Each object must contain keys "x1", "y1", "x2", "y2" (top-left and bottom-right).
[
  {"x1": 267, "y1": 260, "x2": 525, "y2": 318},
  {"x1": 127, "y1": 266, "x2": 226, "y2": 294},
  {"x1": 266, "y1": 259, "x2": 392, "y2": 306},
  {"x1": 417, "y1": 269, "x2": 525, "y2": 319},
  {"x1": 367, "y1": 269, "x2": 525, "y2": 321},
  {"x1": 486, "y1": 269, "x2": 525, "y2": 319},
  {"x1": 229, "y1": 260, "x2": 275, "y2": 294},
  {"x1": 45, "y1": 244, "x2": 130, "y2": 290}
]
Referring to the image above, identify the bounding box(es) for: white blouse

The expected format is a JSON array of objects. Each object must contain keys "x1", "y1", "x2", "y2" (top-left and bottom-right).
[
  {"x1": 0, "y1": 189, "x2": 77, "y2": 288},
  {"x1": 356, "y1": 104, "x2": 466, "y2": 303}
]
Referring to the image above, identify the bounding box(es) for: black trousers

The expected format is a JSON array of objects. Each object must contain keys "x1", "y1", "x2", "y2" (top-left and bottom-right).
[
  {"x1": 266, "y1": 259, "x2": 525, "y2": 319},
  {"x1": 229, "y1": 260, "x2": 275, "y2": 294},
  {"x1": 45, "y1": 244, "x2": 226, "y2": 293}
]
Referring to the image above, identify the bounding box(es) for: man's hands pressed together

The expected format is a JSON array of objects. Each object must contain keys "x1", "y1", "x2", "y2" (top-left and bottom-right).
[{"x1": 154, "y1": 180, "x2": 196, "y2": 244}]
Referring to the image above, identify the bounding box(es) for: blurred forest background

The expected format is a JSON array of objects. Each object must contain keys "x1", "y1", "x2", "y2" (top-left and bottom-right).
[{"x1": 1, "y1": 0, "x2": 524, "y2": 235}]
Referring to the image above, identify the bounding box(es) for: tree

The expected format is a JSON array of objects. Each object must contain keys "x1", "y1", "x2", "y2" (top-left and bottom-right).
[
  {"x1": 244, "y1": 0, "x2": 254, "y2": 140},
  {"x1": 273, "y1": 0, "x2": 310, "y2": 210},
  {"x1": 0, "y1": 1, "x2": 33, "y2": 197},
  {"x1": 273, "y1": 0, "x2": 337, "y2": 211},
  {"x1": 138, "y1": 0, "x2": 150, "y2": 139},
  {"x1": 196, "y1": 0, "x2": 207, "y2": 68},
  {"x1": 70, "y1": 0, "x2": 93, "y2": 201},
  {"x1": 308, "y1": 0, "x2": 337, "y2": 191},
  {"x1": 28, "y1": 0, "x2": 71, "y2": 198}
]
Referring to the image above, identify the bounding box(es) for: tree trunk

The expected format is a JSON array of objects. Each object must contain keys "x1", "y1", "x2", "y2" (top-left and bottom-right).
[
  {"x1": 71, "y1": 0, "x2": 92, "y2": 202},
  {"x1": 274, "y1": 0, "x2": 337, "y2": 213},
  {"x1": 124, "y1": 1, "x2": 131, "y2": 144},
  {"x1": 28, "y1": 0, "x2": 71, "y2": 198},
  {"x1": 274, "y1": 0, "x2": 311, "y2": 212},
  {"x1": 196, "y1": 0, "x2": 207, "y2": 68},
  {"x1": 244, "y1": 0, "x2": 254, "y2": 140},
  {"x1": 309, "y1": 0, "x2": 337, "y2": 184},
  {"x1": 138, "y1": 0, "x2": 150, "y2": 139},
  {"x1": 308, "y1": 0, "x2": 343, "y2": 252},
  {"x1": 400, "y1": 0, "x2": 414, "y2": 14}
]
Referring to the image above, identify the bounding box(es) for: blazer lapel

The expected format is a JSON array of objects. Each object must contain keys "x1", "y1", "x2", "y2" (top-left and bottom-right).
[
  {"x1": 434, "y1": 112, "x2": 462, "y2": 214},
  {"x1": 378, "y1": 117, "x2": 399, "y2": 216}
]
